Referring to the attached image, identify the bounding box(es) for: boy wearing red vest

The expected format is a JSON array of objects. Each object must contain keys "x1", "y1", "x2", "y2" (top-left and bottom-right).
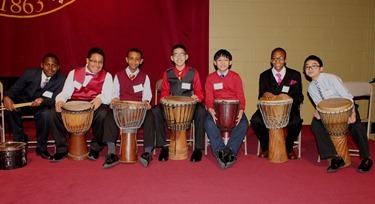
[
  {"x1": 103, "y1": 48, "x2": 154, "y2": 168},
  {"x1": 50, "y1": 47, "x2": 113, "y2": 162}
]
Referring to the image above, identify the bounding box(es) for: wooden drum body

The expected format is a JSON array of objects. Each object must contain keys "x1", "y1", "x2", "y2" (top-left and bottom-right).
[
  {"x1": 61, "y1": 101, "x2": 93, "y2": 160},
  {"x1": 214, "y1": 100, "x2": 240, "y2": 140},
  {"x1": 317, "y1": 98, "x2": 354, "y2": 167},
  {"x1": 0, "y1": 142, "x2": 27, "y2": 170},
  {"x1": 113, "y1": 101, "x2": 148, "y2": 163},
  {"x1": 258, "y1": 95, "x2": 293, "y2": 163},
  {"x1": 161, "y1": 96, "x2": 196, "y2": 160}
]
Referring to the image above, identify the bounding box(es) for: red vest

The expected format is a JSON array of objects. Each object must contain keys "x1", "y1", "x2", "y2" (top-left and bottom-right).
[
  {"x1": 117, "y1": 70, "x2": 146, "y2": 101},
  {"x1": 71, "y1": 67, "x2": 107, "y2": 100}
]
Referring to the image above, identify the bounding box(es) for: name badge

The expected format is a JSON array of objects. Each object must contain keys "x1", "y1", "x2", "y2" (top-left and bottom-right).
[
  {"x1": 133, "y1": 84, "x2": 144, "y2": 93},
  {"x1": 181, "y1": 82, "x2": 191, "y2": 90},
  {"x1": 214, "y1": 83, "x2": 223, "y2": 90},
  {"x1": 73, "y1": 80, "x2": 82, "y2": 89},
  {"x1": 282, "y1": 86, "x2": 290, "y2": 93},
  {"x1": 42, "y1": 91, "x2": 53, "y2": 98}
]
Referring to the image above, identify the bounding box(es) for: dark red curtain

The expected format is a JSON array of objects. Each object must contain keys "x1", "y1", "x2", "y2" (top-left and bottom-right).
[{"x1": 0, "y1": 0, "x2": 209, "y2": 100}]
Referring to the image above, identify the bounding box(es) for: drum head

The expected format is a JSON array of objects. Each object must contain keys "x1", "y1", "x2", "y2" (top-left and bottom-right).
[
  {"x1": 214, "y1": 99, "x2": 240, "y2": 104},
  {"x1": 317, "y1": 98, "x2": 352, "y2": 112},
  {"x1": 0, "y1": 142, "x2": 26, "y2": 151},
  {"x1": 161, "y1": 96, "x2": 196, "y2": 105},
  {"x1": 62, "y1": 101, "x2": 92, "y2": 111},
  {"x1": 113, "y1": 100, "x2": 148, "y2": 109},
  {"x1": 259, "y1": 94, "x2": 293, "y2": 104}
]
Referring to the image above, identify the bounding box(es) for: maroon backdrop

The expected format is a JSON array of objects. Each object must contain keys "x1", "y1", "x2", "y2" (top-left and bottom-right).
[{"x1": 0, "y1": 0, "x2": 209, "y2": 103}]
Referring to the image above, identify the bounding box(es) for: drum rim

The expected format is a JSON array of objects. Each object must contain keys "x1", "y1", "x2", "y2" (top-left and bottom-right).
[
  {"x1": 214, "y1": 99, "x2": 240, "y2": 104},
  {"x1": 161, "y1": 96, "x2": 196, "y2": 105},
  {"x1": 62, "y1": 101, "x2": 93, "y2": 111},
  {"x1": 0, "y1": 142, "x2": 27, "y2": 151},
  {"x1": 317, "y1": 98, "x2": 353, "y2": 113}
]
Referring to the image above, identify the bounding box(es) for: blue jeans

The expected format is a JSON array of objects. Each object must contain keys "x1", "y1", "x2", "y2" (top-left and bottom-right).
[{"x1": 205, "y1": 113, "x2": 248, "y2": 155}]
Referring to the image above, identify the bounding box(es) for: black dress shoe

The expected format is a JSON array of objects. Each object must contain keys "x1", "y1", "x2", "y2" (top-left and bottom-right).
[
  {"x1": 225, "y1": 154, "x2": 237, "y2": 168},
  {"x1": 87, "y1": 149, "x2": 100, "y2": 160},
  {"x1": 327, "y1": 156, "x2": 345, "y2": 173},
  {"x1": 36, "y1": 148, "x2": 52, "y2": 160},
  {"x1": 190, "y1": 149, "x2": 202, "y2": 162},
  {"x1": 357, "y1": 158, "x2": 373, "y2": 173},
  {"x1": 158, "y1": 146, "x2": 168, "y2": 161},
  {"x1": 50, "y1": 152, "x2": 68, "y2": 162},
  {"x1": 287, "y1": 151, "x2": 297, "y2": 160},
  {"x1": 258, "y1": 151, "x2": 268, "y2": 158},
  {"x1": 102, "y1": 153, "x2": 120, "y2": 169},
  {"x1": 214, "y1": 150, "x2": 226, "y2": 170},
  {"x1": 139, "y1": 152, "x2": 152, "y2": 167}
]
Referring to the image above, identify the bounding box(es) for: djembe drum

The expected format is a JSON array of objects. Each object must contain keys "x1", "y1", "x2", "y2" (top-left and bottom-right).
[
  {"x1": 61, "y1": 101, "x2": 93, "y2": 160},
  {"x1": 113, "y1": 101, "x2": 148, "y2": 163},
  {"x1": 214, "y1": 100, "x2": 240, "y2": 142},
  {"x1": 317, "y1": 98, "x2": 354, "y2": 167},
  {"x1": 161, "y1": 96, "x2": 196, "y2": 160},
  {"x1": 0, "y1": 142, "x2": 27, "y2": 170},
  {"x1": 258, "y1": 95, "x2": 293, "y2": 163}
]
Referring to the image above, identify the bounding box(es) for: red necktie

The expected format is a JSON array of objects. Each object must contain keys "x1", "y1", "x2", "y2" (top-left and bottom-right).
[
  {"x1": 129, "y1": 74, "x2": 135, "y2": 81},
  {"x1": 178, "y1": 71, "x2": 182, "y2": 80},
  {"x1": 86, "y1": 72, "x2": 98, "y2": 78}
]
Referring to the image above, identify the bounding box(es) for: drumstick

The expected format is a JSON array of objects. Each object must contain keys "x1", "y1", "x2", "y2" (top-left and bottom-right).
[{"x1": 0, "y1": 102, "x2": 33, "y2": 111}]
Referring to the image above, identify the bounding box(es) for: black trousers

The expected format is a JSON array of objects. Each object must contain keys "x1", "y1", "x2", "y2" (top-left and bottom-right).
[
  {"x1": 250, "y1": 108, "x2": 302, "y2": 153},
  {"x1": 311, "y1": 104, "x2": 370, "y2": 159},
  {"x1": 152, "y1": 103, "x2": 206, "y2": 150},
  {"x1": 7, "y1": 104, "x2": 51, "y2": 151},
  {"x1": 103, "y1": 109, "x2": 155, "y2": 149},
  {"x1": 51, "y1": 104, "x2": 108, "y2": 154}
]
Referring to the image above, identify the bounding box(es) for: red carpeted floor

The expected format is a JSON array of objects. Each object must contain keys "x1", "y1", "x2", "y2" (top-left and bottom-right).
[{"x1": 1, "y1": 125, "x2": 375, "y2": 204}]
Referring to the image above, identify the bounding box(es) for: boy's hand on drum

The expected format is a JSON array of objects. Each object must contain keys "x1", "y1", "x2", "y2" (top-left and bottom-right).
[
  {"x1": 191, "y1": 95, "x2": 200, "y2": 102},
  {"x1": 348, "y1": 111, "x2": 356, "y2": 124},
  {"x1": 208, "y1": 108, "x2": 217, "y2": 124},
  {"x1": 263, "y1": 92, "x2": 276, "y2": 99},
  {"x1": 143, "y1": 100, "x2": 151, "y2": 110},
  {"x1": 313, "y1": 109, "x2": 321, "y2": 120},
  {"x1": 55, "y1": 101, "x2": 65, "y2": 113},
  {"x1": 235, "y1": 110, "x2": 244, "y2": 126},
  {"x1": 110, "y1": 98, "x2": 120, "y2": 109},
  {"x1": 91, "y1": 98, "x2": 102, "y2": 110}
]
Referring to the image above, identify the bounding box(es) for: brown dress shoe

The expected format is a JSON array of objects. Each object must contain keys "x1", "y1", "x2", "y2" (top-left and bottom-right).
[
  {"x1": 258, "y1": 151, "x2": 268, "y2": 158},
  {"x1": 287, "y1": 152, "x2": 297, "y2": 160}
]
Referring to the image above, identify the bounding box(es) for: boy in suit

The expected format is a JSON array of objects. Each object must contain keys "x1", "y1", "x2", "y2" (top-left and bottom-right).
[
  {"x1": 250, "y1": 47, "x2": 303, "y2": 160},
  {"x1": 3, "y1": 53, "x2": 66, "y2": 159}
]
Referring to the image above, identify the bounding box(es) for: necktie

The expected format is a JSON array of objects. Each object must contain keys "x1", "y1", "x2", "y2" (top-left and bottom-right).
[
  {"x1": 178, "y1": 71, "x2": 182, "y2": 80},
  {"x1": 220, "y1": 74, "x2": 225, "y2": 78},
  {"x1": 129, "y1": 74, "x2": 136, "y2": 81},
  {"x1": 315, "y1": 82, "x2": 325, "y2": 100},
  {"x1": 41, "y1": 78, "x2": 49, "y2": 88},
  {"x1": 276, "y1": 73, "x2": 282, "y2": 85}
]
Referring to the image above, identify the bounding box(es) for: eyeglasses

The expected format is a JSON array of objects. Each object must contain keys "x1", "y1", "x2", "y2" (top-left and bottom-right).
[
  {"x1": 271, "y1": 57, "x2": 285, "y2": 61},
  {"x1": 89, "y1": 59, "x2": 104, "y2": 65},
  {"x1": 304, "y1": 65, "x2": 320, "y2": 70},
  {"x1": 172, "y1": 53, "x2": 186, "y2": 58}
]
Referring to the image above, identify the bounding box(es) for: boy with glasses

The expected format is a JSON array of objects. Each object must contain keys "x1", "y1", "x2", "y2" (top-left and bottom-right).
[
  {"x1": 50, "y1": 47, "x2": 113, "y2": 162},
  {"x1": 250, "y1": 47, "x2": 304, "y2": 160},
  {"x1": 304, "y1": 55, "x2": 372, "y2": 173},
  {"x1": 152, "y1": 44, "x2": 206, "y2": 163}
]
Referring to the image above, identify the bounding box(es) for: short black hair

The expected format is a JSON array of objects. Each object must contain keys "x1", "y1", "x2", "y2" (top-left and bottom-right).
[
  {"x1": 304, "y1": 55, "x2": 323, "y2": 68},
  {"x1": 171, "y1": 44, "x2": 187, "y2": 54},
  {"x1": 127, "y1": 48, "x2": 143, "y2": 59},
  {"x1": 42, "y1": 53, "x2": 60, "y2": 65},
  {"x1": 87, "y1": 47, "x2": 105, "y2": 61},
  {"x1": 213, "y1": 49, "x2": 232, "y2": 70},
  {"x1": 271, "y1": 47, "x2": 287, "y2": 58}
]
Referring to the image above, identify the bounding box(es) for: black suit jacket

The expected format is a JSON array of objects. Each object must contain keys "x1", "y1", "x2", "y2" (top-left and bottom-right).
[
  {"x1": 4, "y1": 68, "x2": 66, "y2": 108},
  {"x1": 258, "y1": 67, "x2": 304, "y2": 110}
]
